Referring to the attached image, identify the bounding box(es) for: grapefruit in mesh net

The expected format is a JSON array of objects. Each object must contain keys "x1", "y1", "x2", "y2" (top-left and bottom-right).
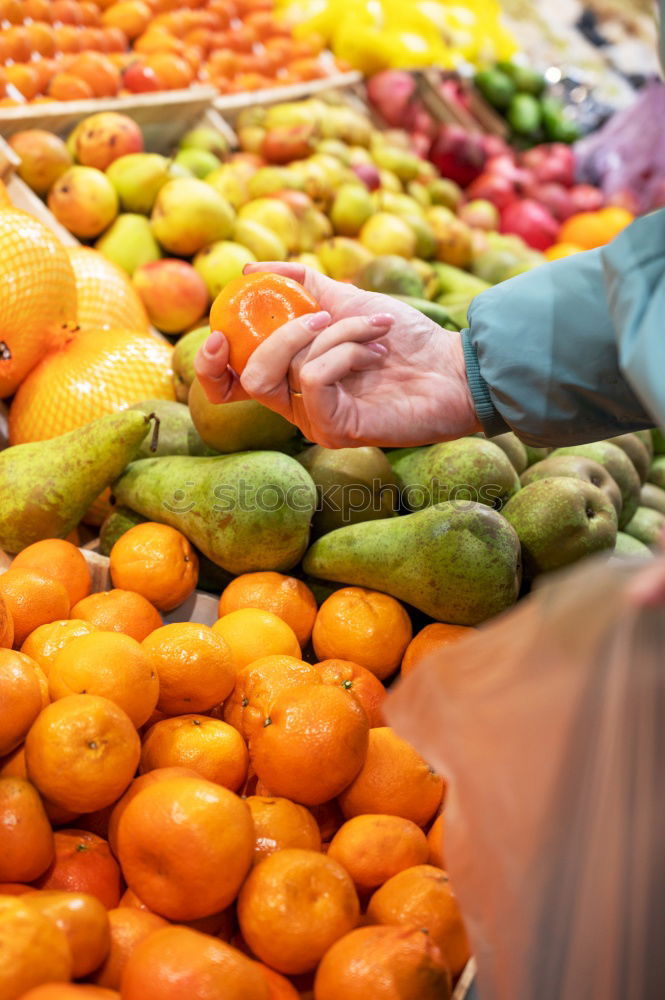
[
  {"x1": 9, "y1": 326, "x2": 175, "y2": 444},
  {"x1": 0, "y1": 209, "x2": 77, "y2": 398},
  {"x1": 67, "y1": 247, "x2": 150, "y2": 333}
]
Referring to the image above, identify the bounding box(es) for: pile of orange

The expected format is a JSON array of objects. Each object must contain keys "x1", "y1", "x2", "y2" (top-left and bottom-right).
[
  {"x1": 546, "y1": 205, "x2": 635, "y2": 259},
  {"x1": 0, "y1": 531, "x2": 476, "y2": 999},
  {"x1": 0, "y1": 0, "x2": 345, "y2": 107}
]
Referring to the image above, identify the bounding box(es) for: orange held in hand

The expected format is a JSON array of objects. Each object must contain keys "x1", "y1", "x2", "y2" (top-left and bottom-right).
[{"x1": 209, "y1": 271, "x2": 320, "y2": 374}]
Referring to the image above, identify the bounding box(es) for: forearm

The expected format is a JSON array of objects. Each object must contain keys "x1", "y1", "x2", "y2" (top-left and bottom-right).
[{"x1": 463, "y1": 243, "x2": 654, "y2": 448}]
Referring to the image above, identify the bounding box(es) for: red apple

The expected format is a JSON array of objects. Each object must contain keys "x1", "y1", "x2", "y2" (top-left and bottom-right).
[
  {"x1": 122, "y1": 61, "x2": 162, "y2": 94},
  {"x1": 568, "y1": 184, "x2": 605, "y2": 214},
  {"x1": 520, "y1": 143, "x2": 575, "y2": 186},
  {"x1": 500, "y1": 199, "x2": 559, "y2": 251},
  {"x1": 133, "y1": 259, "x2": 209, "y2": 334},
  {"x1": 352, "y1": 163, "x2": 381, "y2": 191},
  {"x1": 429, "y1": 125, "x2": 488, "y2": 187},
  {"x1": 466, "y1": 171, "x2": 517, "y2": 210},
  {"x1": 367, "y1": 71, "x2": 418, "y2": 128},
  {"x1": 524, "y1": 182, "x2": 575, "y2": 221},
  {"x1": 270, "y1": 188, "x2": 314, "y2": 219}
]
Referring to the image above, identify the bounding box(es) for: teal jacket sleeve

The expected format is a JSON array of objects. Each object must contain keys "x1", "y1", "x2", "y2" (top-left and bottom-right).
[{"x1": 462, "y1": 209, "x2": 665, "y2": 447}]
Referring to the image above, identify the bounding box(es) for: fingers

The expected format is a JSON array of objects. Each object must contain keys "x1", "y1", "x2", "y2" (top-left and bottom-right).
[
  {"x1": 627, "y1": 555, "x2": 665, "y2": 607},
  {"x1": 301, "y1": 340, "x2": 388, "y2": 389},
  {"x1": 194, "y1": 331, "x2": 249, "y2": 404},
  {"x1": 302, "y1": 313, "x2": 394, "y2": 364},
  {"x1": 244, "y1": 260, "x2": 335, "y2": 303},
  {"x1": 239, "y1": 310, "x2": 332, "y2": 401}
]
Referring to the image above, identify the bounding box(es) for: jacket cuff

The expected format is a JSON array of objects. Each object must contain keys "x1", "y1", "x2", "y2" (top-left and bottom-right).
[{"x1": 461, "y1": 329, "x2": 510, "y2": 438}]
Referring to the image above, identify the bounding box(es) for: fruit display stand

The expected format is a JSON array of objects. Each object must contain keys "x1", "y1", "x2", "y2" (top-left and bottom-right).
[
  {"x1": 0, "y1": 88, "x2": 233, "y2": 251},
  {"x1": 416, "y1": 70, "x2": 509, "y2": 139},
  {"x1": 213, "y1": 68, "x2": 363, "y2": 116}
]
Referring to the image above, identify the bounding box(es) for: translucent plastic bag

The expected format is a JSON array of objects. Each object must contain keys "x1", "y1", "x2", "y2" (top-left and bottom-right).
[
  {"x1": 387, "y1": 556, "x2": 665, "y2": 1000},
  {"x1": 574, "y1": 79, "x2": 665, "y2": 213}
]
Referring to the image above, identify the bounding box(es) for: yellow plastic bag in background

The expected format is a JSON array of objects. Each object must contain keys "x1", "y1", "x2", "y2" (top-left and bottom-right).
[{"x1": 387, "y1": 556, "x2": 665, "y2": 1000}]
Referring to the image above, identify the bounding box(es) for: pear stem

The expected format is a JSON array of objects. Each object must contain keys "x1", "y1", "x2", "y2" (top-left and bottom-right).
[{"x1": 148, "y1": 413, "x2": 161, "y2": 453}]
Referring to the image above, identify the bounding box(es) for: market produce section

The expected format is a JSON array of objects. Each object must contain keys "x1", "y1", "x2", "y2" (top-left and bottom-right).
[{"x1": 0, "y1": 1, "x2": 663, "y2": 999}]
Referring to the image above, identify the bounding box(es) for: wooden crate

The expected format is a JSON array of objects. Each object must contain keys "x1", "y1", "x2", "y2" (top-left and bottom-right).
[
  {"x1": 0, "y1": 87, "x2": 226, "y2": 144},
  {"x1": 418, "y1": 70, "x2": 509, "y2": 138},
  {"x1": 213, "y1": 70, "x2": 363, "y2": 122},
  {"x1": 0, "y1": 91, "x2": 236, "y2": 250}
]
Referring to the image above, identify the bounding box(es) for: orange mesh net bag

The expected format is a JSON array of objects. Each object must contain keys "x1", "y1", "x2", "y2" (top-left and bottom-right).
[
  {"x1": 0, "y1": 210, "x2": 77, "y2": 398},
  {"x1": 387, "y1": 556, "x2": 665, "y2": 1000}
]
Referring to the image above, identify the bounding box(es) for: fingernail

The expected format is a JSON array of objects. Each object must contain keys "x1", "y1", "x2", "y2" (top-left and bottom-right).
[
  {"x1": 304, "y1": 311, "x2": 331, "y2": 331},
  {"x1": 367, "y1": 342, "x2": 388, "y2": 355},
  {"x1": 369, "y1": 313, "x2": 395, "y2": 327},
  {"x1": 204, "y1": 330, "x2": 223, "y2": 356}
]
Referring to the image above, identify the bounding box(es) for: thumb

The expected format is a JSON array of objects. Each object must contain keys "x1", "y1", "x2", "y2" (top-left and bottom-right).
[{"x1": 194, "y1": 331, "x2": 248, "y2": 404}]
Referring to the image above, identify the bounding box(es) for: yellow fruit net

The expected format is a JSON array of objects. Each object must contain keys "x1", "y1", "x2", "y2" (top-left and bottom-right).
[
  {"x1": 67, "y1": 247, "x2": 150, "y2": 334},
  {"x1": 9, "y1": 327, "x2": 174, "y2": 445},
  {"x1": 276, "y1": 0, "x2": 518, "y2": 73},
  {"x1": 0, "y1": 210, "x2": 78, "y2": 399}
]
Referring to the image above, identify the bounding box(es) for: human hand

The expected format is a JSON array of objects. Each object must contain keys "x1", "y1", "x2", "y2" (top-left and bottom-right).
[
  {"x1": 627, "y1": 529, "x2": 665, "y2": 606},
  {"x1": 195, "y1": 262, "x2": 480, "y2": 449}
]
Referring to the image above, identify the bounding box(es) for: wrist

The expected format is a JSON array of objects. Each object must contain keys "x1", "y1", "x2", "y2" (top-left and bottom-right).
[{"x1": 444, "y1": 330, "x2": 483, "y2": 439}]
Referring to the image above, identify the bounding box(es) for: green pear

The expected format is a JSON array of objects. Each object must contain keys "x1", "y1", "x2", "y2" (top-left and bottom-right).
[
  {"x1": 95, "y1": 214, "x2": 162, "y2": 276},
  {"x1": 360, "y1": 213, "x2": 416, "y2": 259},
  {"x1": 373, "y1": 192, "x2": 425, "y2": 219},
  {"x1": 648, "y1": 455, "x2": 665, "y2": 490},
  {"x1": 472, "y1": 247, "x2": 524, "y2": 285},
  {"x1": 303, "y1": 501, "x2": 521, "y2": 625},
  {"x1": 232, "y1": 218, "x2": 288, "y2": 262},
  {"x1": 193, "y1": 241, "x2": 256, "y2": 299},
  {"x1": 330, "y1": 184, "x2": 375, "y2": 237},
  {"x1": 404, "y1": 216, "x2": 438, "y2": 261},
  {"x1": 0, "y1": 411, "x2": 152, "y2": 553},
  {"x1": 205, "y1": 165, "x2": 249, "y2": 209},
  {"x1": 390, "y1": 438, "x2": 520, "y2": 512},
  {"x1": 173, "y1": 148, "x2": 221, "y2": 179},
  {"x1": 428, "y1": 178, "x2": 463, "y2": 210},
  {"x1": 550, "y1": 442, "x2": 641, "y2": 528},
  {"x1": 106, "y1": 153, "x2": 170, "y2": 215},
  {"x1": 297, "y1": 445, "x2": 399, "y2": 537},
  {"x1": 524, "y1": 444, "x2": 550, "y2": 467},
  {"x1": 247, "y1": 166, "x2": 304, "y2": 199},
  {"x1": 502, "y1": 477, "x2": 617, "y2": 579},
  {"x1": 179, "y1": 126, "x2": 230, "y2": 159},
  {"x1": 651, "y1": 429, "x2": 665, "y2": 454},
  {"x1": 490, "y1": 433, "x2": 528, "y2": 474},
  {"x1": 613, "y1": 532, "x2": 653, "y2": 560},
  {"x1": 237, "y1": 198, "x2": 299, "y2": 252},
  {"x1": 633, "y1": 429, "x2": 654, "y2": 459},
  {"x1": 316, "y1": 139, "x2": 351, "y2": 164},
  {"x1": 623, "y1": 506, "x2": 665, "y2": 547},
  {"x1": 432, "y1": 262, "x2": 490, "y2": 298},
  {"x1": 112, "y1": 451, "x2": 316, "y2": 574},
  {"x1": 172, "y1": 326, "x2": 209, "y2": 403},
  {"x1": 606, "y1": 433, "x2": 650, "y2": 483},
  {"x1": 151, "y1": 178, "x2": 235, "y2": 257},
  {"x1": 130, "y1": 399, "x2": 216, "y2": 458},
  {"x1": 371, "y1": 144, "x2": 421, "y2": 181},
  {"x1": 99, "y1": 505, "x2": 146, "y2": 556},
  {"x1": 407, "y1": 181, "x2": 432, "y2": 208},
  {"x1": 189, "y1": 378, "x2": 297, "y2": 453},
  {"x1": 297, "y1": 208, "x2": 333, "y2": 253},
  {"x1": 316, "y1": 238, "x2": 373, "y2": 282},
  {"x1": 355, "y1": 256, "x2": 425, "y2": 298},
  {"x1": 520, "y1": 455, "x2": 622, "y2": 519},
  {"x1": 640, "y1": 482, "x2": 665, "y2": 516}
]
